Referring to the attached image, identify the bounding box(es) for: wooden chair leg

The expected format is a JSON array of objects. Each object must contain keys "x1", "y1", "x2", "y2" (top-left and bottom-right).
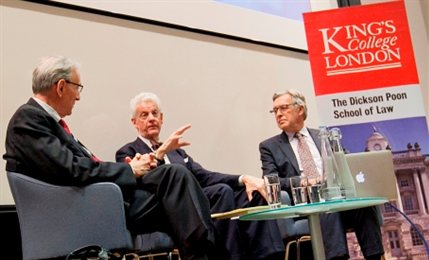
[
  {"x1": 285, "y1": 239, "x2": 297, "y2": 260},
  {"x1": 296, "y1": 235, "x2": 311, "y2": 260}
]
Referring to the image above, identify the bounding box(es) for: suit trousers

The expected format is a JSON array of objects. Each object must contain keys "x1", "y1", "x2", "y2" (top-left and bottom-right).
[
  {"x1": 320, "y1": 206, "x2": 384, "y2": 259},
  {"x1": 204, "y1": 183, "x2": 285, "y2": 260},
  {"x1": 125, "y1": 164, "x2": 218, "y2": 259}
]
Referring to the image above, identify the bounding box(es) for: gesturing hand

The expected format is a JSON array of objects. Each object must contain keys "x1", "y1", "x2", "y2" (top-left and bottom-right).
[{"x1": 154, "y1": 124, "x2": 191, "y2": 160}]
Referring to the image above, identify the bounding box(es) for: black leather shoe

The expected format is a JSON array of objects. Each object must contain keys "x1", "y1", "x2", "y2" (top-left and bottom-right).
[
  {"x1": 330, "y1": 254, "x2": 349, "y2": 260},
  {"x1": 366, "y1": 253, "x2": 384, "y2": 260},
  {"x1": 264, "y1": 251, "x2": 286, "y2": 260}
]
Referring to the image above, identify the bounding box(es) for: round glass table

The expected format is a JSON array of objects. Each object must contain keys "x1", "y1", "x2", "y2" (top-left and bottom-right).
[{"x1": 240, "y1": 197, "x2": 388, "y2": 260}]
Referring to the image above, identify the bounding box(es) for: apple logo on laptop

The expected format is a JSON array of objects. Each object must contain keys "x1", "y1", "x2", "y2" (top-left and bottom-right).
[{"x1": 356, "y1": 171, "x2": 365, "y2": 183}]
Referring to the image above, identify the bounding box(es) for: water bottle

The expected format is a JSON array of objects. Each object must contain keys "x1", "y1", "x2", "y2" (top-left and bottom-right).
[
  {"x1": 330, "y1": 127, "x2": 357, "y2": 198},
  {"x1": 319, "y1": 126, "x2": 344, "y2": 200}
]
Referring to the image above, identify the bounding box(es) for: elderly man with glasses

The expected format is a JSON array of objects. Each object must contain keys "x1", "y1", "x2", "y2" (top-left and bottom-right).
[
  {"x1": 3, "y1": 55, "x2": 225, "y2": 260},
  {"x1": 259, "y1": 89, "x2": 385, "y2": 260}
]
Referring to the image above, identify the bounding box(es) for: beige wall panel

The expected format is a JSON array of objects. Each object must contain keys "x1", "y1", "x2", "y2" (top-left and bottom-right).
[{"x1": 0, "y1": 1, "x2": 315, "y2": 204}]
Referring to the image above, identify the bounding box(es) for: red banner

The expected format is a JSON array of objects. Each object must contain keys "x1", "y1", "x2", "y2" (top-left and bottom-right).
[
  {"x1": 303, "y1": 3, "x2": 429, "y2": 258},
  {"x1": 303, "y1": 0, "x2": 427, "y2": 131},
  {"x1": 304, "y1": 0, "x2": 418, "y2": 96}
]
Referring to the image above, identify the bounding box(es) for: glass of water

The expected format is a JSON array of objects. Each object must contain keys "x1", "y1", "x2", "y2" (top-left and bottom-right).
[
  {"x1": 290, "y1": 176, "x2": 308, "y2": 205},
  {"x1": 263, "y1": 174, "x2": 281, "y2": 209},
  {"x1": 307, "y1": 176, "x2": 324, "y2": 203}
]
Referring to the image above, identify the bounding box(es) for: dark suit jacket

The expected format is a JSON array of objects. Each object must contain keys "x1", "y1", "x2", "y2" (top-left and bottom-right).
[
  {"x1": 4, "y1": 98, "x2": 136, "y2": 192},
  {"x1": 116, "y1": 138, "x2": 241, "y2": 189},
  {"x1": 116, "y1": 138, "x2": 288, "y2": 259},
  {"x1": 259, "y1": 128, "x2": 385, "y2": 258},
  {"x1": 259, "y1": 128, "x2": 320, "y2": 191}
]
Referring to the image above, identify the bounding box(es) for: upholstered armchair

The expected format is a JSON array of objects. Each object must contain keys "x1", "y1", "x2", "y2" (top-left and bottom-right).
[{"x1": 7, "y1": 171, "x2": 178, "y2": 260}]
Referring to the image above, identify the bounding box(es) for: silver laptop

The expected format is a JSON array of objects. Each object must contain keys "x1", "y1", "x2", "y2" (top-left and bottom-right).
[{"x1": 345, "y1": 150, "x2": 399, "y2": 201}]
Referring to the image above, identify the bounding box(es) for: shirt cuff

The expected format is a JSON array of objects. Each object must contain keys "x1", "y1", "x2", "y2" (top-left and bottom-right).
[{"x1": 238, "y1": 175, "x2": 244, "y2": 186}]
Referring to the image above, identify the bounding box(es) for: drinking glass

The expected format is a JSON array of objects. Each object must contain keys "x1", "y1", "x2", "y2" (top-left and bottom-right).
[
  {"x1": 263, "y1": 174, "x2": 281, "y2": 209},
  {"x1": 307, "y1": 176, "x2": 324, "y2": 203},
  {"x1": 290, "y1": 176, "x2": 308, "y2": 205}
]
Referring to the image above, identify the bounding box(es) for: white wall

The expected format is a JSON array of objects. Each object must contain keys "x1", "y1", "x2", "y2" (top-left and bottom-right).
[
  {"x1": 0, "y1": 1, "x2": 316, "y2": 204},
  {"x1": 1, "y1": 0, "x2": 427, "y2": 205}
]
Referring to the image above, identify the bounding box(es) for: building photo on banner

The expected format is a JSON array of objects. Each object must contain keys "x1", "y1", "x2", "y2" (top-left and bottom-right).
[{"x1": 304, "y1": 1, "x2": 429, "y2": 259}]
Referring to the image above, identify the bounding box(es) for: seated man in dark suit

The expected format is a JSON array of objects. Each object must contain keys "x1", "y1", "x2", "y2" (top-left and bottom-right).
[
  {"x1": 116, "y1": 92, "x2": 285, "y2": 260},
  {"x1": 3, "y1": 55, "x2": 223, "y2": 260},
  {"x1": 259, "y1": 89, "x2": 385, "y2": 260}
]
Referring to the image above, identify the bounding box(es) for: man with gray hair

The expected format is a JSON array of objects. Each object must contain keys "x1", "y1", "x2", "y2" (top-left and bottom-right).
[
  {"x1": 3, "y1": 56, "x2": 221, "y2": 260},
  {"x1": 259, "y1": 89, "x2": 384, "y2": 260},
  {"x1": 116, "y1": 92, "x2": 285, "y2": 260}
]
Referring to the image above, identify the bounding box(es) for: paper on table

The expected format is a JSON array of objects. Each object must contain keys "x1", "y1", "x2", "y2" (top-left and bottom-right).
[{"x1": 211, "y1": 205, "x2": 271, "y2": 219}]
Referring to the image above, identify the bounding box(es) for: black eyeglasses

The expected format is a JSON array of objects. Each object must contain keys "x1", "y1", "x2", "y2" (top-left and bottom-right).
[
  {"x1": 269, "y1": 103, "x2": 297, "y2": 114},
  {"x1": 65, "y1": 80, "x2": 84, "y2": 93}
]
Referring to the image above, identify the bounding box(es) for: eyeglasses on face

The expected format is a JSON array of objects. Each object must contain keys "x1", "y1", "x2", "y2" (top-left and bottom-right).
[
  {"x1": 269, "y1": 103, "x2": 297, "y2": 114},
  {"x1": 65, "y1": 80, "x2": 84, "y2": 93},
  {"x1": 137, "y1": 110, "x2": 161, "y2": 120}
]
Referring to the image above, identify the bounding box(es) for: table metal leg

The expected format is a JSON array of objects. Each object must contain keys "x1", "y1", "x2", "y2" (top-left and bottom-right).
[{"x1": 308, "y1": 213, "x2": 326, "y2": 260}]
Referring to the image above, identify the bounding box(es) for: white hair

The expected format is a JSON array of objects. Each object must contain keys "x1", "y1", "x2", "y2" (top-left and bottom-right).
[{"x1": 130, "y1": 92, "x2": 161, "y2": 118}]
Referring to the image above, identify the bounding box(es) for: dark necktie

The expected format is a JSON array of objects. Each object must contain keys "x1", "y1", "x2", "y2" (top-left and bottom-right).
[
  {"x1": 59, "y1": 119, "x2": 101, "y2": 162},
  {"x1": 151, "y1": 142, "x2": 165, "y2": 165},
  {"x1": 151, "y1": 142, "x2": 162, "y2": 151},
  {"x1": 295, "y1": 132, "x2": 318, "y2": 178}
]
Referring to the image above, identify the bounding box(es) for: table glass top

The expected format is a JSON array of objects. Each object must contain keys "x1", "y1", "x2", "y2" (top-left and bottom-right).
[{"x1": 240, "y1": 197, "x2": 388, "y2": 221}]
